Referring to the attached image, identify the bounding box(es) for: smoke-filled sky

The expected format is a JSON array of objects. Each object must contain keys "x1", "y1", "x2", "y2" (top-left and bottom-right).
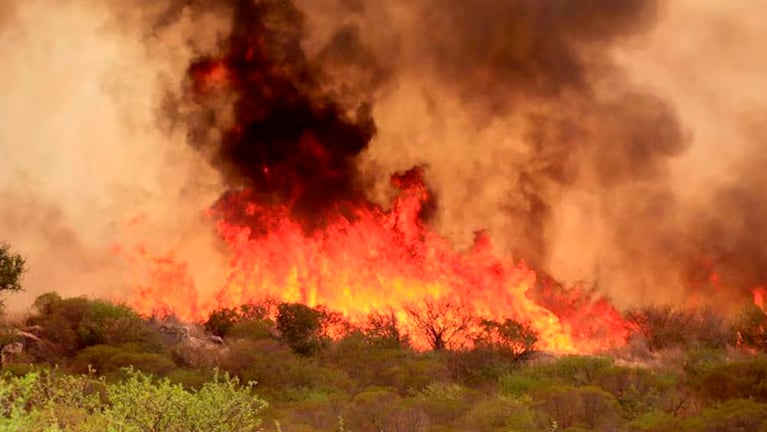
[{"x1": 1, "y1": 0, "x2": 766, "y2": 313}]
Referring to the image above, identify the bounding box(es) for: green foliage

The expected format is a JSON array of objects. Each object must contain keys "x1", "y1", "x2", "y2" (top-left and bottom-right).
[
  {"x1": 499, "y1": 370, "x2": 552, "y2": 399},
  {"x1": 73, "y1": 344, "x2": 176, "y2": 376},
  {"x1": 545, "y1": 355, "x2": 615, "y2": 386},
  {"x1": 533, "y1": 385, "x2": 623, "y2": 431},
  {"x1": 0, "y1": 242, "x2": 25, "y2": 296},
  {"x1": 593, "y1": 365, "x2": 678, "y2": 420},
  {"x1": 341, "y1": 387, "x2": 427, "y2": 432},
  {"x1": 277, "y1": 303, "x2": 326, "y2": 356},
  {"x1": 328, "y1": 333, "x2": 451, "y2": 392},
  {"x1": 26, "y1": 293, "x2": 162, "y2": 360},
  {"x1": 221, "y1": 339, "x2": 349, "y2": 400},
  {"x1": 636, "y1": 399, "x2": 767, "y2": 432},
  {"x1": 204, "y1": 307, "x2": 241, "y2": 337},
  {"x1": 695, "y1": 357, "x2": 767, "y2": 402},
  {"x1": 462, "y1": 397, "x2": 537, "y2": 431},
  {"x1": 228, "y1": 319, "x2": 274, "y2": 341},
  {"x1": 7, "y1": 296, "x2": 767, "y2": 432},
  {"x1": 0, "y1": 368, "x2": 267, "y2": 432},
  {"x1": 107, "y1": 368, "x2": 266, "y2": 432}
]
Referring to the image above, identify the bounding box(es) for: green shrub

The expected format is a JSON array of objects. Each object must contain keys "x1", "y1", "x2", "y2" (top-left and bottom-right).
[
  {"x1": 277, "y1": 303, "x2": 326, "y2": 356},
  {"x1": 228, "y1": 319, "x2": 274, "y2": 341},
  {"x1": 462, "y1": 397, "x2": 537, "y2": 431},
  {"x1": 696, "y1": 357, "x2": 767, "y2": 402},
  {"x1": 341, "y1": 387, "x2": 428, "y2": 432},
  {"x1": 73, "y1": 344, "x2": 176, "y2": 376},
  {"x1": 204, "y1": 307, "x2": 241, "y2": 337},
  {"x1": 105, "y1": 368, "x2": 267, "y2": 432},
  {"x1": 594, "y1": 365, "x2": 677, "y2": 419},
  {"x1": 533, "y1": 385, "x2": 623, "y2": 431},
  {"x1": 221, "y1": 339, "x2": 350, "y2": 399},
  {"x1": 498, "y1": 369, "x2": 553, "y2": 398},
  {"x1": 26, "y1": 293, "x2": 163, "y2": 361}
]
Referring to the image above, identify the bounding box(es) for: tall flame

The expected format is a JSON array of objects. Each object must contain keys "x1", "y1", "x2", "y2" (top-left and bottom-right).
[{"x1": 125, "y1": 168, "x2": 628, "y2": 353}]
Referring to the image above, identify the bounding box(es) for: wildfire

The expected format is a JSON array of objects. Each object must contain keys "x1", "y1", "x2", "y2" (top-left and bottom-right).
[
  {"x1": 125, "y1": 168, "x2": 628, "y2": 353},
  {"x1": 120, "y1": 0, "x2": 633, "y2": 353}
]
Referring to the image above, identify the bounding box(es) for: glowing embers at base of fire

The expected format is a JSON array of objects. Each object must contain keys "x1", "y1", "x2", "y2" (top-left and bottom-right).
[{"x1": 126, "y1": 170, "x2": 628, "y2": 353}]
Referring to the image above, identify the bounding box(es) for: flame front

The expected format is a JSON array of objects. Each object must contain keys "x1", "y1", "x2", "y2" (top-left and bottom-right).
[{"x1": 127, "y1": 169, "x2": 627, "y2": 353}]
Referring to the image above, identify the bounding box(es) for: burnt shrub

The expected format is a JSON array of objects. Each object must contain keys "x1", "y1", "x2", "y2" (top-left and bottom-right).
[{"x1": 625, "y1": 306, "x2": 732, "y2": 352}]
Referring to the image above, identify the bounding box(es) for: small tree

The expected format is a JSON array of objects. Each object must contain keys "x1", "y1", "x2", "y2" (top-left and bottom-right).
[
  {"x1": 204, "y1": 307, "x2": 241, "y2": 337},
  {"x1": 405, "y1": 298, "x2": 474, "y2": 351},
  {"x1": 276, "y1": 303, "x2": 325, "y2": 356},
  {"x1": 363, "y1": 311, "x2": 409, "y2": 348},
  {"x1": 474, "y1": 318, "x2": 538, "y2": 359},
  {"x1": 0, "y1": 243, "x2": 26, "y2": 311}
]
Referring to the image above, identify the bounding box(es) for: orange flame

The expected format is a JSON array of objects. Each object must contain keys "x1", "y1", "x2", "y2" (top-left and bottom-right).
[
  {"x1": 754, "y1": 287, "x2": 766, "y2": 310},
  {"x1": 124, "y1": 169, "x2": 628, "y2": 353}
]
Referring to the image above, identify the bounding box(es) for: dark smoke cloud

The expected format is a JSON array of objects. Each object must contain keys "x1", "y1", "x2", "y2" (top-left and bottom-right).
[{"x1": 179, "y1": 0, "x2": 378, "y2": 222}]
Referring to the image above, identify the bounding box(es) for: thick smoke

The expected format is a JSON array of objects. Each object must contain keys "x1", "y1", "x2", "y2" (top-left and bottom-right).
[
  {"x1": 2, "y1": 0, "x2": 766, "y2": 313},
  {"x1": 183, "y1": 0, "x2": 377, "y2": 222}
]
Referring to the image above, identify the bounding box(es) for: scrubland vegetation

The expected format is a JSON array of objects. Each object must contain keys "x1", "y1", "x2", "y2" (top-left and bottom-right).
[{"x1": 2, "y1": 245, "x2": 767, "y2": 431}]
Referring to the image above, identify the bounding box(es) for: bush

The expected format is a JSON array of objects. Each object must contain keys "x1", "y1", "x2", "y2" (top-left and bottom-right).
[
  {"x1": 221, "y1": 339, "x2": 350, "y2": 400},
  {"x1": 73, "y1": 344, "x2": 176, "y2": 376},
  {"x1": 341, "y1": 387, "x2": 428, "y2": 432},
  {"x1": 593, "y1": 365, "x2": 677, "y2": 420},
  {"x1": 204, "y1": 308, "x2": 241, "y2": 337},
  {"x1": 105, "y1": 368, "x2": 267, "y2": 432},
  {"x1": 625, "y1": 306, "x2": 732, "y2": 352},
  {"x1": 327, "y1": 333, "x2": 450, "y2": 392},
  {"x1": 277, "y1": 303, "x2": 326, "y2": 356},
  {"x1": 26, "y1": 293, "x2": 163, "y2": 361},
  {"x1": 473, "y1": 318, "x2": 538, "y2": 358},
  {"x1": 461, "y1": 397, "x2": 536, "y2": 431},
  {"x1": 696, "y1": 357, "x2": 767, "y2": 402},
  {"x1": 637, "y1": 399, "x2": 767, "y2": 432},
  {"x1": 228, "y1": 318, "x2": 274, "y2": 341},
  {"x1": 533, "y1": 385, "x2": 622, "y2": 431}
]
